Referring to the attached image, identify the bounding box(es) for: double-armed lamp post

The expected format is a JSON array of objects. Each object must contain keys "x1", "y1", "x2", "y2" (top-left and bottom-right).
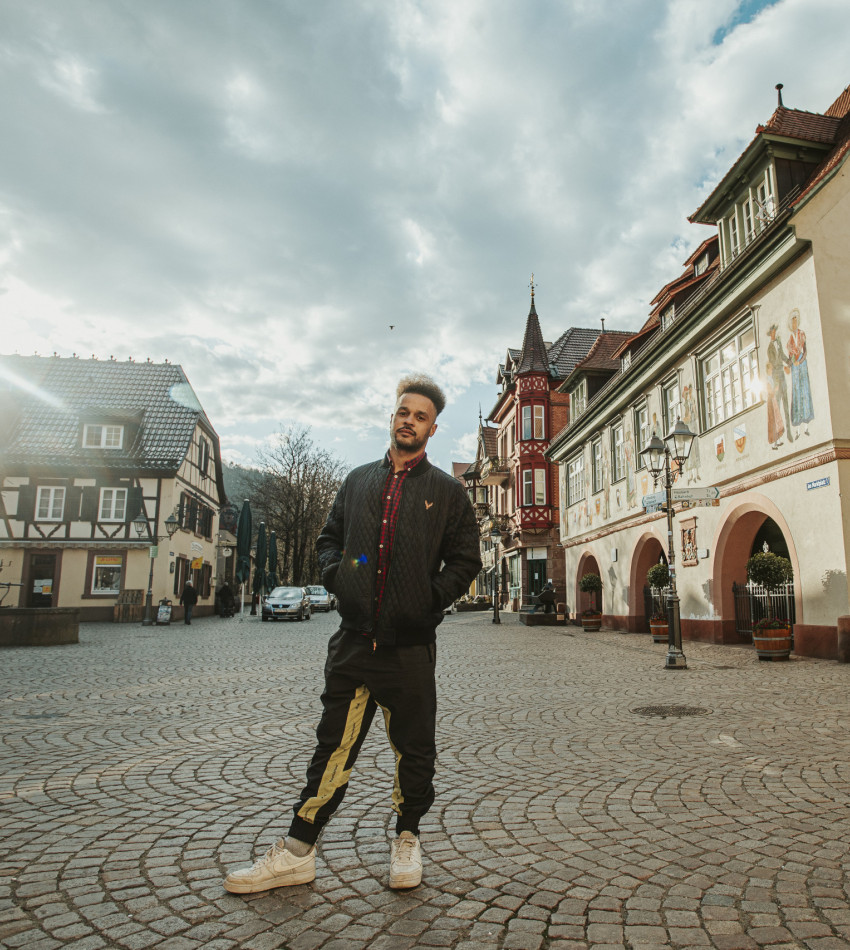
[
  {"x1": 639, "y1": 419, "x2": 696, "y2": 670},
  {"x1": 133, "y1": 511, "x2": 180, "y2": 626}
]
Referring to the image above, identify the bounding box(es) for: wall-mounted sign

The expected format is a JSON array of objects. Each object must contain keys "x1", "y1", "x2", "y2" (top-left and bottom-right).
[
  {"x1": 806, "y1": 477, "x2": 830, "y2": 491},
  {"x1": 190, "y1": 541, "x2": 204, "y2": 555}
]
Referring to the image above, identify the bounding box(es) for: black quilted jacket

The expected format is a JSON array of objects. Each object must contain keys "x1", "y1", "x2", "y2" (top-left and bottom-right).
[{"x1": 316, "y1": 456, "x2": 482, "y2": 646}]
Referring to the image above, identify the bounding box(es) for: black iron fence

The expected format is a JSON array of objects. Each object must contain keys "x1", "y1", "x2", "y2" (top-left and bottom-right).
[
  {"x1": 642, "y1": 585, "x2": 671, "y2": 630},
  {"x1": 732, "y1": 581, "x2": 796, "y2": 642}
]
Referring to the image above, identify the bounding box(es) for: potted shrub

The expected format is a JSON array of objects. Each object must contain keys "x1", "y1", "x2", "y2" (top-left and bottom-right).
[
  {"x1": 746, "y1": 552, "x2": 794, "y2": 661},
  {"x1": 646, "y1": 562, "x2": 671, "y2": 643},
  {"x1": 579, "y1": 573, "x2": 602, "y2": 631}
]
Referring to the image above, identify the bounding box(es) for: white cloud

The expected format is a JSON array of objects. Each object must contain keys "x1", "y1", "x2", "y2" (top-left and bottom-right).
[{"x1": 1, "y1": 0, "x2": 848, "y2": 469}]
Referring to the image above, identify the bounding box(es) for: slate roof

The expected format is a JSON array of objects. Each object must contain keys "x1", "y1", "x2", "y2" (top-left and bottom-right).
[
  {"x1": 0, "y1": 356, "x2": 220, "y2": 480},
  {"x1": 514, "y1": 299, "x2": 549, "y2": 374},
  {"x1": 547, "y1": 327, "x2": 601, "y2": 378}
]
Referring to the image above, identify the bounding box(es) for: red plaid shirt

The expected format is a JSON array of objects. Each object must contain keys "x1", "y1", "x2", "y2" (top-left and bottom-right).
[{"x1": 374, "y1": 450, "x2": 426, "y2": 620}]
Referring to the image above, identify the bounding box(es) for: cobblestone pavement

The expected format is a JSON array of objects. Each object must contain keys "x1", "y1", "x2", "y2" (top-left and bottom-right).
[{"x1": 2, "y1": 612, "x2": 850, "y2": 950}]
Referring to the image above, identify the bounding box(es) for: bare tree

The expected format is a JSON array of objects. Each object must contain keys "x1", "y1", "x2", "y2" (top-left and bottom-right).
[{"x1": 251, "y1": 426, "x2": 347, "y2": 585}]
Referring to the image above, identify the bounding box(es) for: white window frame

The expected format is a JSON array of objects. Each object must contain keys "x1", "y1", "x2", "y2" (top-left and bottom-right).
[
  {"x1": 571, "y1": 380, "x2": 587, "y2": 418},
  {"x1": 611, "y1": 422, "x2": 625, "y2": 482},
  {"x1": 662, "y1": 378, "x2": 680, "y2": 436},
  {"x1": 567, "y1": 454, "x2": 585, "y2": 506},
  {"x1": 591, "y1": 438, "x2": 603, "y2": 494},
  {"x1": 521, "y1": 406, "x2": 532, "y2": 440},
  {"x1": 661, "y1": 304, "x2": 675, "y2": 330},
  {"x1": 522, "y1": 469, "x2": 534, "y2": 506},
  {"x1": 634, "y1": 403, "x2": 650, "y2": 468},
  {"x1": 534, "y1": 468, "x2": 546, "y2": 505},
  {"x1": 533, "y1": 405, "x2": 545, "y2": 440},
  {"x1": 84, "y1": 424, "x2": 124, "y2": 449},
  {"x1": 700, "y1": 321, "x2": 760, "y2": 429},
  {"x1": 99, "y1": 487, "x2": 128, "y2": 522},
  {"x1": 36, "y1": 486, "x2": 65, "y2": 521},
  {"x1": 694, "y1": 252, "x2": 709, "y2": 277},
  {"x1": 91, "y1": 555, "x2": 123, "y2": 595}
]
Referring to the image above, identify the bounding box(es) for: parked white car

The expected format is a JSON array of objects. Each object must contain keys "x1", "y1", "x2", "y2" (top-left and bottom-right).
[{"x1": 305, "y1": 585, "x2": 334, "y2": 612}]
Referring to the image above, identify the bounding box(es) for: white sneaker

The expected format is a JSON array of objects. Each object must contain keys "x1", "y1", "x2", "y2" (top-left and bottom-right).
[
  {"x1": 389, "y1": 831, "x2": 422, "y2": 889},
  {"x1": 223, "y1": 840, "x2": 315, "y2": 893}
]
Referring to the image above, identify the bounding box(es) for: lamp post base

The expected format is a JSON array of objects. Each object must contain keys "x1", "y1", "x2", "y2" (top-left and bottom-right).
[
  {"x1": 664, "y1": 648, "x2": 688, "y2": 669},
  {"x1": 141, "y1": 591, "x2": 154, "y2": 626}
]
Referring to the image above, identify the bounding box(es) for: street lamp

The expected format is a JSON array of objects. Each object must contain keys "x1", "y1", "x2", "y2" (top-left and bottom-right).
[
  {"x1": 490, "y1": 524, "x2": 501, "y2": 625},
  {"x1": 640, "y1": 419, "x2": 696, "y2": 670},
  {"x1": 133, "y1": 510, "x2": 180, "y2": 625}
]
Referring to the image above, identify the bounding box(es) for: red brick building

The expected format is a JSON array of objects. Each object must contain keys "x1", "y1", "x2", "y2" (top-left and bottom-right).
[{"x1": 466, "y1": 289, "x2": 599, "y2": 611}]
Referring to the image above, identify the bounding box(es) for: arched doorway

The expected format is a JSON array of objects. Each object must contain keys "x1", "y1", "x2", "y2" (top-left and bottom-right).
[
  {"x1": 629, "y1": 532, "x2": 667, "y2": 632},
  {"x1": 712, "y1": 495, "x2": 800, "y2": 643},
  {"x1": 575, "y1": 552, "x2": 602, "y2": 617}
]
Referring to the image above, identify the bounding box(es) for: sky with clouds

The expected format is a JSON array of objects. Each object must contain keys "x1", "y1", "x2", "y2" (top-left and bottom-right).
[{"x1": 2, "y1": 0, "x2": 849, "y2": 474}]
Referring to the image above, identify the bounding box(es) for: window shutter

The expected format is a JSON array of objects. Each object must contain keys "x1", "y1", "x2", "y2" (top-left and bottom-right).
[
  {"x1": 65, "y1": 486, "x2": 82, "y2": 521},
  {"x1": 81, "y1": 487, "x2": 100, "y2": 522},
  {"x1": 126, "y1": 487, "x2": 144, "y2": 522},
  {"x1": 16, "y1": 484, "x2": 36, "y2": 522}
]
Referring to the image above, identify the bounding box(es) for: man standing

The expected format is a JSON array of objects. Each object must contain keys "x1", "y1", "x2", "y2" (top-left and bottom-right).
[
  {"x1": 224, "y1": 374, "x2": 481, "y2": 894},
  {"x1": 179, "y1": 578, "x2": 198, "y2": 625}
]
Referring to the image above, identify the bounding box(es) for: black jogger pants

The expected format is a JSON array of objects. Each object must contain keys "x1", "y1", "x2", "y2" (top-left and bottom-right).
[{"x1": 288, "y1": 628, "x2": 437, "y2": 845}]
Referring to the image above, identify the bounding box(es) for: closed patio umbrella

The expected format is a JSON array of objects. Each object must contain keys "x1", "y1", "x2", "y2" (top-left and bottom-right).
[
  {"x1": 267, "y1": 530, "x2": 278, "y2": 589},
  {"x1": 235, "y1": 499, "x2": 252, "y2": 617}
]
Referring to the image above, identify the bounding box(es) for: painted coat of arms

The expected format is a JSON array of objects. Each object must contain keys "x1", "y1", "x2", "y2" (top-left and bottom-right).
[{"x1": 715, "y1": 434, "x2": 725, "y2": 462}]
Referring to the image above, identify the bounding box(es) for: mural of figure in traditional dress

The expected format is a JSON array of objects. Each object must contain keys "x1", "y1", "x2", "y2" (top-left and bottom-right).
[
  {"x1": 787, "y1": 308, "x2": 814, "y2": 437},
  {"x1": 765, "y1": 323, "x2": 793, "y2": 449},
  {"x1": 681, "y1": 384, "x2": 701, "y2": 482}
]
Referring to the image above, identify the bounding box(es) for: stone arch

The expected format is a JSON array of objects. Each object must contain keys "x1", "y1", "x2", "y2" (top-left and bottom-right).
[
  {"x1": 575, "y1": 551, "x2": 602, "y2": 615},
  {"x1": 629, "y1": 531, "x2": 667, "y2": 632},
  {"x1": 711, "y1": 493, "x2": 801, "y2": 641}
]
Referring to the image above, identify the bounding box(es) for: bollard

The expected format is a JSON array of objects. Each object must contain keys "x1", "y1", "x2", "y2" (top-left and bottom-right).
[{"x1": 838, "y1": 616, "x2": 850, "y2": 663}]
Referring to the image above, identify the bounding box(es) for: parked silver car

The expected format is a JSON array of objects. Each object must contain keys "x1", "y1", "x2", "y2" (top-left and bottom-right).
[
  {"x1": 305, "y1": 585, "x2": 334, "y2": 612},
  {"x1": 262, "y1": 586, "x2": 312, "y2": 622}
]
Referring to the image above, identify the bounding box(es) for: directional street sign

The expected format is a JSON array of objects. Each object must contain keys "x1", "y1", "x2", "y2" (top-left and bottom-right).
[
  {"x1": 669, "y1": 486, "x2": 720, "y2": 502},
  {"x1": 641, "y1": 490, "x2": 667, "y2": 508}
]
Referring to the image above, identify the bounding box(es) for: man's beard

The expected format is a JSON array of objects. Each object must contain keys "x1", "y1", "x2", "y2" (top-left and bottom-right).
[{"x1": 391, "y1": 426, "x2": 427, "y2": 453}]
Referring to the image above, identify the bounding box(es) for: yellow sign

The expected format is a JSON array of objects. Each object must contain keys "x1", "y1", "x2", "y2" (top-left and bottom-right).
[
  {"x1": 95, "y1": 555, "x2": 123, "y2": 566},
  {"x1": 191, "y1": 557, "x2": 203, "y2": 569}
]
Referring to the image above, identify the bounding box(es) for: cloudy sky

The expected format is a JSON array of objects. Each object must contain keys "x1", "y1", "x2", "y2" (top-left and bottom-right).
[{"x1": 2, "y1": 0, "x2": 848, "y2": 473}]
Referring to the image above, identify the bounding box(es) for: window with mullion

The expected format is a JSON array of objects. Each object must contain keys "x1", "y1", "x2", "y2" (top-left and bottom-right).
[
  {"x1": 701, "y1": 323, "x2": 760, "y2": 428},
  {"x1": 591, "y1": 439, "x2": 603, "y2": 494},
  {"x1": 567, "y1": 455, "x2": 585, "y2": 506},
  {"x1": 611, "y1": 423, "x2": 625, "y2": 482},
  {"x1": 36, "y1": 486, "x2": 66, "y2": 521},
  {"x1": 99, "y1": 488, "x2": 128, "y2": 522}
]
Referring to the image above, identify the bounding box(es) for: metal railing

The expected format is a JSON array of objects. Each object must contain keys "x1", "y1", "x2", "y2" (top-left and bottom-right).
[{"x1": 732, "y1": 581, "x2": 796, "y2": 642}]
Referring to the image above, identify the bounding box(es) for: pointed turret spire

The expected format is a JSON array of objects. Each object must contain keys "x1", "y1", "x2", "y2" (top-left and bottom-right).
[{"x1": 515, "y1": 275, "x2": 549, "y2": 374}]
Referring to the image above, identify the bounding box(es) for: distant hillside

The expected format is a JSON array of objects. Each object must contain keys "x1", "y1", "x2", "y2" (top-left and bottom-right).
[{"x1": 221, "y1": 461, "x2": 259, "y2": 508}]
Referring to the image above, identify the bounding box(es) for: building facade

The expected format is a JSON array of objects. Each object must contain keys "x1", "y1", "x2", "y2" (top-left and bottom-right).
[
  {"x1": 0, "y1": 356, "x2": 227, "y2": 621},
  {"x1": 466, "y1": 291, "x2": 599, "y2": 611},
  {"x1": 548, "y1": 82, "x2": 850, "y2": 659}
]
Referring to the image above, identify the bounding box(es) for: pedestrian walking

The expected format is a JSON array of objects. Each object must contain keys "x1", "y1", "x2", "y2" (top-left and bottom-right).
[
  {"x1": 179, "y1": 578, "x2": 198, "y2": 625},
  {"x1": 223, "y1": 374, "x2": 482, "y2": 894}
]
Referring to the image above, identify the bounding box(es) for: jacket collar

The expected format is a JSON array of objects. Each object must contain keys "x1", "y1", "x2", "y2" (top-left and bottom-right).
[{"x1": 381, "y1": 451, "x2": 431, "y2": 477}]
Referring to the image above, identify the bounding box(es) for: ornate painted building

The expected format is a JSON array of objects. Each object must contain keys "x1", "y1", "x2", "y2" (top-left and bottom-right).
[{"x1": 548, "y1": 81, "x2": 850, "y2": 659}]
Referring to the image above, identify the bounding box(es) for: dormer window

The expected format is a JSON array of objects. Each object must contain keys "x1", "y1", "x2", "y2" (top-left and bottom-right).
[
  {"x1": 694, "y1": 252, "x2": 709, "y2": 276},
  {"x1": 621, "y1": 351, "x2": 632, "y2": 372},
  {"x1": 571, "y1": 380, "x2": 587, "y2": 418},
  {"x1": 84, "y1": 424, "x2": 124, "y2": 449},
  {"x1": 661, "y1": 305, "x2": 675, "y2": 330}
]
